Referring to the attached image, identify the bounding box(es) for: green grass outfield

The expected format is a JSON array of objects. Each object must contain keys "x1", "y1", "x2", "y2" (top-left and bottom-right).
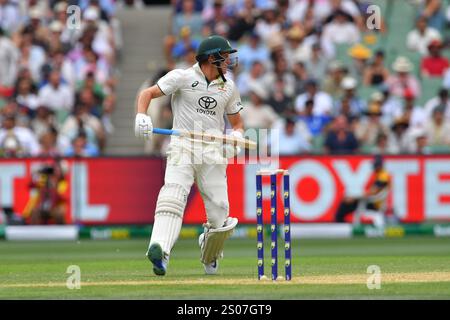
[{"x1": 1, "y1": 237, "x2": 450, "y2": 299}]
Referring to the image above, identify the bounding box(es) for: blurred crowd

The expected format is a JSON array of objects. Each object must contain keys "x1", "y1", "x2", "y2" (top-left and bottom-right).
[
  {"x1": 0, "y1": 0, "x2": 122, "y2": 158},
  {"x1": 149, "y1": 0, "x2": 450, "y2": 156}
]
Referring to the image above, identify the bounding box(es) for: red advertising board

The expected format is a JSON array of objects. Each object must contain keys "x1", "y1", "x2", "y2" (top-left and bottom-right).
[
  {"x1": 1, "y1": 156, "x2": 449, "y2": 225},
  {"x1": 0, "y1": 158, "x2": 164, "y2": 225},
  {"x1": 184, "y1": 155, "x2": 450, "y2": 224}
]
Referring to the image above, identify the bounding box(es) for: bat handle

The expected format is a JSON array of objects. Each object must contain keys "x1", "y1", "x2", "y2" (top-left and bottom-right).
[{"x1": 152, "y1": 128, "x2": 179, "y2": 136}]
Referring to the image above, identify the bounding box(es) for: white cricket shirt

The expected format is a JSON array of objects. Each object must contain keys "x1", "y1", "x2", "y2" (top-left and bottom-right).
[{"x1": 157, "y1": 63, "x2": 243, "y2": 133}]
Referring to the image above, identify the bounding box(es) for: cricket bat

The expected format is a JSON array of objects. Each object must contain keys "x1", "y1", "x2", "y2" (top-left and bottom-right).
[{"x1": 151, "y1": 128, "x2": 257, "y2": 150}]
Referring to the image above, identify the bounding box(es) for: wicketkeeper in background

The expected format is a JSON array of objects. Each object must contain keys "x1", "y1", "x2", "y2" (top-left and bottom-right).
[{"x1": 135, "y1": 35, "x2": 243, "y2": 276}]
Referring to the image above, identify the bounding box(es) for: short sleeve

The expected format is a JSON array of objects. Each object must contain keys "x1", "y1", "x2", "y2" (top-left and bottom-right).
[
  {"x1": 226, "y1": 84, "x2": 243, "y2": 115},
  {"x1": 156, "y1": 69, "x2": 185, "y2": 96}
]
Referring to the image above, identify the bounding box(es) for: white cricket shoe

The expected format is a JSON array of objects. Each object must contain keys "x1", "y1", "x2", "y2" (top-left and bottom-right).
[{"x1": 203, "y1": 260, "x2": 219, "y2": 275}]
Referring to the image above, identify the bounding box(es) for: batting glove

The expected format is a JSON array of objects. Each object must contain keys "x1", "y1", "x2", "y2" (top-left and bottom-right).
[
  {"x1": 223, "y1": 130, "x2": 243, "y2": 159},
  {"x1": 134, "y1": 113, "x2": 153, "y2": 140}
]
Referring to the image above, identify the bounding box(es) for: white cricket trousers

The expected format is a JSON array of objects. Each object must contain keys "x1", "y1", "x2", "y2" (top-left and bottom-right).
[
  {"x1": 164, "y1": 161, "x2": 229, "y2": 228},
  {"x1": 149, "y1": 139, "x2": 230, "y2": 255}
]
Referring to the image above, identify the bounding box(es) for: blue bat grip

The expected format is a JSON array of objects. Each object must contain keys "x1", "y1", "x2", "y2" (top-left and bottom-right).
[{"x1": 152, "y1": 128, "x2": 179, "y2": 136}]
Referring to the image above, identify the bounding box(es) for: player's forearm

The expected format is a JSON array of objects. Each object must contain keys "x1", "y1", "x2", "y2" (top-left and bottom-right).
[
  {"x1": 137, "y1": 89, "x2": 152, "y2": 114},
  {"x1": 232, "y1": 122, "x2": 244, "y2": 134},
  {"x1": 228, "y1": 113, "x2": 244, "y2": 133}
]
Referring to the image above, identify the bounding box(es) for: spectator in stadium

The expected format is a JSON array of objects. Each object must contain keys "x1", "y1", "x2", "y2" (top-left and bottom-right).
[
  {"x1": 0, "y1": 27, "x2": 19, "y2": 96},
  {"x1": 335, "y1": 76, "x2": 366, "y2": 116},
  {"x1": 305, "y1": 42, "x2": 329, "y2": 81},
  {"x1": 75, "y1": 86, "x2": 103, "y2": 119},
  {"x1": 407, "y1": 15, "x2": 441, "y2": 56},
  {"x1": 240, "y1": 82, "x2": 279, "y2": 130},
  {"x1": 284, "y1": 25, "x2": 311, "y2": 67},
  {"x1": 347, "y1": 43, "x2": 372, "y2": 82},
  {"x1": 37, "y1": 128, "x2": 61, "y2": 158},
  {"x1": 17, "y1": 27, "x2": 47, "y2": 84},
  {"x1": 64, "y1": 131, "x2": 99, "y2": 157},
  {"x1": 175, "y1": 46, "x2": 197, "y2": 70},
  {"x1": 38, "y1": 69, "x2": 74, "y2": 114},
  {"x1": 236, "y1": 60, "x2": 266, "y2": 99},
  {"x1": 0, "y1": 0, "x2": 21, "y2": 34},
  {"x1": 322, "y1": 60, "x2": 346, "y2": 100},
  {"x1": 295, "y1": 78, "x2": 333, "y2": 116},
  {"x1": 226, "y1": 0, "x2": 259, "y2": 42},
  {"x1": 50, "y1": 49, "x2": 76, "y2": 90},
  {"x1": 370, "y1": 132, "x2": 394, "y2": 155},
  {"x1": 73, "y1": 46, "x2": 110, "y2": 85},
  {"x1": 417, "y1": 0, "x2": 445, "y2": 31},
  {"x1": 237, "y1": 32, "x2": 270, "y2": 72},
  {"x1": 254, "y1": 4, "x2": 282, "y2": 45},
  {"x1": 387, "y1": 116, "x2": 410, "y2": 154},
  {"x1": 171, "y1": 26, "x2": 201, "y2": 62},
  {"x1": 338, "y1": 96, "x2": 360, "y2": 128},
  {"x1": 60, "y1": 103, "x2": 104, "y2": 152},
  {"x1": 266, "y1": 77, "x2": 296, "y2": 117},
  {"x1": 304, "y1": 3, "x2": 320, "y2": 32},
  {"x1": 266, "y1": 31, "x2": 285, "y2": 65},
  {"x1": 363, "y1": 50, "x2": 390, "y2": 87},
  {"x1": 203, "y1": 0, "x2": 231, "y2": 38},
  {"x1": 406, "y1": 127, "x2": 431, "y2": 154},
  {"x1": 386, "y1": 56, "x2": 421, "y2": 98},
  {"x1": 421, "y1": 39, "x2": 449, "y2": 77},
  {"x1": 0, "y1": 97, "x2": 29, "y2": 128},
  {"x1": 14, "y1": 77, "x2": 39, "y2": 112},
  {"x1": 402, "y1": 89, "x2": 427, "y2": 129},
  {"x1": 77, "y1": 71, "x2": 105, "y2": 104},
  {"x1": 262, "y1": 57, "x2": 296, "y2": 98},
  {"x1": 81, "y1": 6, "x2": 116, "y2": 63},
  {"x1": 424, "y1": 105, "x2": 450, "y2": 147},
  {"x1": 327, "y1": 0, "x2": 364, "y2": 29},
  {"x1": 0, "y1": 114, "x2": 40, "y2": 157},
  {"x1": 288, "y1": 0, "x2": 331, "y2": 25},
  {"x1": 101, "y1": 93, "x2": 116, "y2": 135},
  {"x1": 47, "y1": 20, "x2": 66, "y2": 54},
  {"x1": 30, "y1": 105, "x2": 58, "y2": 139},
  {"x1": 324, "y1": 115, "x2": 359, "y2": 154},
  {"x1": 322, "y1": 9, "x2": 360, "y2": 46},
  {"x1": 378, "y1": 87, "x2": 403, "y2": 127},
  {"x1": 355, "y1": 102, "x2": 390, "y2": 151},
  {"x1": 424, "y1": 88, "x2": 450, "y2": 121},
  {"x1": 335, "y1": 154, "x2": 391, "y2": 223},
  {"x1": 291, "y1": 61, "x2": 309, "y2": 96},
  {"x1": 275, "y1": 117, "x2": 311, "y2": 155},
  {"x1": 298, "y1": 99, "x2": 333, "y2": 137}
]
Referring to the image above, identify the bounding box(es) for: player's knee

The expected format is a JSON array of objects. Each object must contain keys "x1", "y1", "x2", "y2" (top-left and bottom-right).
[{"x1": 155, "y1": 183, "x2": 188, "y2": 218}]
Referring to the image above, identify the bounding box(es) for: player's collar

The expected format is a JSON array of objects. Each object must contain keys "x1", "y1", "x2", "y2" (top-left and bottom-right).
[{"x1": 193, "y1": 63, "x2": 223, "y2": 87}]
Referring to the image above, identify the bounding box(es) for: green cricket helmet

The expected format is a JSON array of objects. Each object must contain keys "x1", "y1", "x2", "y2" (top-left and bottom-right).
[{"x1": 195, "y1": 35, "x2": 237, "y2": 63}]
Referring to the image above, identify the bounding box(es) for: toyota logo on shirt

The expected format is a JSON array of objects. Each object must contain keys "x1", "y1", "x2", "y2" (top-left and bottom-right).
[{"x1": 198, "y1": 96, "x2": 217, "y2": 110}]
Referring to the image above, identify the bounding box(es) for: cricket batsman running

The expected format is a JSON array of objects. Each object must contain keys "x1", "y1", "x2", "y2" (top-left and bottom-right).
[{"x1": 135, "y1": 35, "x2": 243, "y2": 276}]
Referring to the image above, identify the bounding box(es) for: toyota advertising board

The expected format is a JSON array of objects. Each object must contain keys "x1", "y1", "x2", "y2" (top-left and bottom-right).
[{"x1": 0, "y1": 156, "x2": 449, "y2": 225}]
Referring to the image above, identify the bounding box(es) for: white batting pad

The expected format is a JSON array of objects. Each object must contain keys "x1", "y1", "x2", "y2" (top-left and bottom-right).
[
  {"x1": 150, "y1": 183, "x2": 188, "y2": 255},
  {"x1": 200, "y1": 217, "x2": 238, "y2": 264},
  {"x1": 150, "y1": 212, "x2": 182, "y2": 255}
]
